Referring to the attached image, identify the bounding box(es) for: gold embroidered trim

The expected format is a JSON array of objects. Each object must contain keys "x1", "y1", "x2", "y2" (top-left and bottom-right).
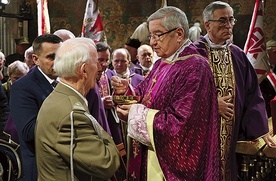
[{"x1": 204, "y1": 42, "x2": 236, "y2": 181}]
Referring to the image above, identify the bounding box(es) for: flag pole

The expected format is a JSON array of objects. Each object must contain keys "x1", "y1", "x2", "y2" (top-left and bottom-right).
[{"x1": 161, "y1": 0, "x2": 167, "y2": 8}]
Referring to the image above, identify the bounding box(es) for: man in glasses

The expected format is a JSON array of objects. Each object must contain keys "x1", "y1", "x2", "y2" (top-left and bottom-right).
[
  {"x1": 112, "y1": 6, "x2": 221, "y2": 180},
  {"x1": 194, "y1": 1, "x2": 276, "y2": 180}
]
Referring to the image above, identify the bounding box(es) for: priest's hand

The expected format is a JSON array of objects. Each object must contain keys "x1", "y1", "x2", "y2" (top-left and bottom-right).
[
  {"x1": 218, "y1": 95, "x2": 234, "y2": 120},
  {"x1": 116, "y1": 104, "x2": 131, "y2": 122},
  {"x1": 102, "y1": 96, "x2": 114, "y2": 109},
  {"x1": 262, "y1": 134, "x2": 276, "y2": 148},
  {"x1": 111, "y1": 76, "x2": 129, "y2": 95}
]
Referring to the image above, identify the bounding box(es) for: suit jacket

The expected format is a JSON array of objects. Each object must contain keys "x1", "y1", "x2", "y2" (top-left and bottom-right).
[
  {"x1": 10, "y1": 66, "x2": 53, "y2": 180},
  {"x1": 0, "y1": 81, "x2": 9, "y2": 137},
  {"x1": 35, "y1": 83, "x2": 120, "y2": 181}
]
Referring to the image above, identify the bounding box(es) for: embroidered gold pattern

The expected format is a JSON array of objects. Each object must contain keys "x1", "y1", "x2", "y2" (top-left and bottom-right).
[
  {"x1": 98, "y1": 74, "x2": 110, "y2": 97},
  {"x1": 206, "y1": 44, "x2": 236, "y2": 181}
]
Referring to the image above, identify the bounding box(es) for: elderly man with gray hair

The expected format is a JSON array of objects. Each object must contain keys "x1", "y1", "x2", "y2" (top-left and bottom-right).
[
  {"x1": 35, "y1": 37, "x2": 120, "y2": 181},
  {"x1": 113, "y1": 6, "x2": 220, "y2": 181}
]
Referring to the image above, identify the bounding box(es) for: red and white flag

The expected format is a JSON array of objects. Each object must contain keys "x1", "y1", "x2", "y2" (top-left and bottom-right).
[
  {"x1": 37, "y1": 0, "x2": 51, "y2": 35},
  {"x1": 81, "y1": 0, "x2": 105, "y2": 43},
  {"x1": 244, "y1": 0, "x2": 269, "y2": 83},
  {"x1": 267, "y1": 70, "x2": 276, "y2": 92}
]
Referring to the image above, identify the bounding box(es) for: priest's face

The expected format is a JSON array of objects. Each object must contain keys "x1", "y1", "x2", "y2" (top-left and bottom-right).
[
  {"x1": 112, "y1": 49, "x2": 130, "y2": 74},
  {"x1": 137, "y1": 45, "x2": 153, "y2": 68},
  {"x1": 97, "y1": 49, "x2": 110, "y2": 80},
  {"x1": 148, "y1": 19, "x2": 181, "y2": 58},
  {"x1": 205, "y1": 7, "x2": 235, "y2": 45}
]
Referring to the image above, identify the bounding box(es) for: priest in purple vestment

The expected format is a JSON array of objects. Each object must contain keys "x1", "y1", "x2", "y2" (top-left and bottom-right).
[
  {"x1": 193, "y1": 1, "x2": 276, "y2": 181},
  {"x1": 112, "y1": 6, "x2": 221, "y2": 181},
  {"x1": 130, "y1": 44, "x2": 154, "y2": 77},
  {"x1": 106, "y1": 48, "x2": 144, "y2": 146}
]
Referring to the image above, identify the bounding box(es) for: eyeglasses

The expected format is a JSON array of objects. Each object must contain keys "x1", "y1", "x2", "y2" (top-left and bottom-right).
[
  {"x1": 208, "y1": 18, "x2": 237, "y2": 26},
  {"x1": 148, "y1": 28, "x2": 178, "y2": 41}
]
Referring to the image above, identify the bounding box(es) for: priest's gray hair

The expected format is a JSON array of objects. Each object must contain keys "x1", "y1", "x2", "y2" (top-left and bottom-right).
[
  {"x1": 147, "y1": 6, "x2": 189, "y2": 39},
  {"x1": 203, "y1": 1, "x2": 232, "y2": 23},
  {"x1": 54, "y1": 37, "x2": 96, "y2": 77}
]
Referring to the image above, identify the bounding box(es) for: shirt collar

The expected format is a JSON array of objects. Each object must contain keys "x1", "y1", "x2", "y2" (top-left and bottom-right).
[
  {"x1": 37, "y1": 66, "x2": 56, "y2": 84},
  {"x1": 115, "y1": 68, "x2": 130, "y2": 78},
  {"x1": 165, "y1": 39, "x2": 191, "y2": 62},
  {"x1": 204, "y1": 34, "x2": 231, "y2": 49},
  {"x1": 140, "y1": 64, "x2": 151, "y2": 71}
]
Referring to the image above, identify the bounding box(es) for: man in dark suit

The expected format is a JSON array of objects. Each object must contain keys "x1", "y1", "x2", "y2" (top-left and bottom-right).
[{"x1": 9, "y1": 34, "x2": 62, "y2": 181}]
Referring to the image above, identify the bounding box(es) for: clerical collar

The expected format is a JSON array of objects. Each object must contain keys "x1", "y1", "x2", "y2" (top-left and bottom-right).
[
  {"x1": 204, "y1": 34, "x2": 231, "y2": 49},
  {"x1": 164, "y1": 39, "x2": 191, "y2": 62},
  {"x1": 115, "y1": 68, "x2": 130, "y2": 79},
  {"x1": 140, "y1": 64, "x2": 151, "y2": 71},
  {"x1": 37, "y1": 66, "x2": 57, "y2": 85}
]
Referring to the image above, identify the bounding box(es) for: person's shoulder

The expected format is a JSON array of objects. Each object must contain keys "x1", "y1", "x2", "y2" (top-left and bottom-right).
[
  {"x1": 130, "y1": 72, "x2": 144, "y2": 81},
  {"x1": 13, "y1": 68, "x2": 35, "y2": 83},
  {"x1": 105, "y1": 69, "x2": 115, "y2": 77},
  {"x1": 228, "y1": 43, "x2": 249, "y2": 61},
  {"x1": 229, "y1": 43, "x2": 243, "y2": 51},
  {"x1": 180, "y1": 43, "x2": 206, "y2": 60},
  {"x1": 130, "y1": 66, "x2": 142, "y2": 75},
  {"x1": 132, "y1": 64, "x2": 142, "y2": 70},
  {"x1": 11, "y1": 68, "x2": 42, "y2": 90}
]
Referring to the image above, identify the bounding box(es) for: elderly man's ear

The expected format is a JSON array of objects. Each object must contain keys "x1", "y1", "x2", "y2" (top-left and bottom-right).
[{"x1": 79, "y1": 63, "x2": 88, "y2": 78}]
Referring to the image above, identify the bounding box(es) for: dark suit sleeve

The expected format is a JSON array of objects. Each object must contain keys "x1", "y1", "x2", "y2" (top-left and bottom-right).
[
  {"x1": 10, "y1": 83, "x2": 40, "y2": 153},
  {"x1": 0, "y1": 82, "x2": 9, "y2": 136}
]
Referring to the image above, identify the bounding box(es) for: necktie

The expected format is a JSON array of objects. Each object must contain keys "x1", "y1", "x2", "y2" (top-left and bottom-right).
[{"x1": 51, "y1": 80, "x2": 58, "y2": 88}]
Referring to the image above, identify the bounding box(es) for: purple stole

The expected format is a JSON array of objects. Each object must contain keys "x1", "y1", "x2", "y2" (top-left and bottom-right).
[
  {"x1": 98, "y1": 73, "x2": 110, "y2": 97},
  {"x1": 128, "y1": 60, "x2": 173, "y2": 180}
]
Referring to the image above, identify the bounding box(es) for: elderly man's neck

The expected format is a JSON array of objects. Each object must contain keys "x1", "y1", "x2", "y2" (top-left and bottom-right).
[{"x1": 59, "y1": 77, "x2": 87, "y2": 96}]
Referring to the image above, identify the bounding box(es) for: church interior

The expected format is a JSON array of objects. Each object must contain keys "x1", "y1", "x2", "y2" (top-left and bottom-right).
[{"x1": 0, "y1": 0, "x2": 276, "y2": 180}]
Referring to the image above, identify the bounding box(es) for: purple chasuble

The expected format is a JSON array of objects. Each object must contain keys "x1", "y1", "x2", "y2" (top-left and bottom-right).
[
  {"x1": 128, "y1": 44, "x2": 221, "y2": 180},
  {"x1": 86, "y1": 84, "x2": 111, "y2": 135}
]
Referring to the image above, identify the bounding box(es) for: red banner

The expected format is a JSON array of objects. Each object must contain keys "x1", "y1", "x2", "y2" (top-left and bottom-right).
[
  {"x1": 37, "y1": 0, "x2": 50, "y2": 35},
  {"x1": 244, "y1": 0, "x2": 269, "y2": 83},
  {"x1": 81, "y1": 0, "x2": 105, "y2": 43}
]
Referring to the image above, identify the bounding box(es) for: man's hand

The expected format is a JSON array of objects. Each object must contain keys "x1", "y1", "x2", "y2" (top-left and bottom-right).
[
  {"x1": 116, "y1": 104, "x2": 132, "y2": 122},
  {"x1": 262, "y1": 134, "x2": 276, "y2": 148},
  {"x1": 111, "y1": 76, "x2": 129, "y2": 95},
  {"x1": 218, "y1": 95, "x2": 234, "y2": 120}
]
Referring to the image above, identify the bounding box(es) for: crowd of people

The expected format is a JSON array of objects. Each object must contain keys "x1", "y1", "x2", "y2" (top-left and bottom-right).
[{"x1": 0, "y1": 1, "x2": 276, "y2": 181}]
